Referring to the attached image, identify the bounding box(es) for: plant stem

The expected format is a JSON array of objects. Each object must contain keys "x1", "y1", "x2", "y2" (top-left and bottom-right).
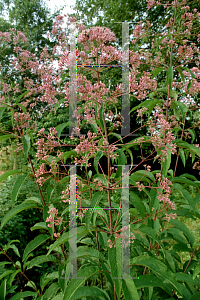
[
  {"x1": 0, "y1": 248, "x2": 41, "y2": 296},
  {"x1": 103, "y1": 113, "x2": 112, "y2": 232},
  {"x1": 28, "y1": 155, "x2": 46, "y2": 206}
]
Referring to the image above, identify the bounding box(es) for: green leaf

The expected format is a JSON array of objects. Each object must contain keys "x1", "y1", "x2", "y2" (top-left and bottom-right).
[
  {"x1": 166, "y1": 227, "x2": 187, "y2": 245},
  {"x1": 55, "y1": 122, "x2": 69, "y2": 138},
  {"x1": 175, "y1": 272, "x2": 200, "y2": 286},
  {"x1": 46, "y1": 186, "x2": 54, "y2": 202},
  {"x1": 115, "y1": 148, "x2": 126, "y2": 178},
  {"x1": 94, "y1": 151, "x2": 103, "y2": 174},
  {"x1": 179, "y1": 149, "x2": 186, "y2": 167},
  {"x1": 0, "y1": 106, "x2": 6, "y2": 121},
  {"x1": 11, "y1": 174, "x2": 28, "y2": 205},
  {"x1": 43, "y1": 283, "x2": 59, "y2": 299},
  {"x1": 170, "y1": 218, "x2": 195, "y2": 247},
  {"x1": 95, "y1": 103, "x2": 98, "y2": 120},
  {"x1": 122, "y1": 278, "x2": 139, "y2": 300},
  {"x1": 129, "y1": 99, "x2": 163, "y2": 114},
  {"x1": 91, "y1": 191, "x2": 103, "y2": 208},
  {"x1": 189, "y1": 292, "x2": 200, "y2": 300},
  {"x1": 183, "y1": 67, "x2": 196, "y2": 79},
  {"x1": 162, "y1": 149, "x2": 171, "y2": 178},
  {"x1": 47, "y1": 226, "x2": 91, "y2": 256},
  {"x1": 67, "y1": 246, "x2": 105, "y2": 263},
  {"x1": 108, "y1": 237, "x2": 122, "y2": 299},
  {"x1": 193, "y1": 264, "x2": 200, "y2": 280},
  {"x1": 0, "y1": 134, "x2": 16, "y2": 142},
  {"x1": 176, "y1": 140, "x2": 200, "y2": 159},
  {"x1": 22, "y1": 135, "x2": 30, "y2": 160},
  {"x1": 24, "y1": 197, "x2": 42, "y2": 205},
  {"x1": 17, "y1": 103, "x2": 26, "y2": 113},
  {"x1": 186, "y1": 129, "x2": 196, "y2": 144},
  {"x1": 8, "y1": 269, "x2": 21, "y2": 286},
  {"x1": 0, "y1": 279, "x2": 6, "y2": 300},
  {"x1": 0, "y1": 262, "x2": 12, "y2": 267},
  {"x1": 30, "y1": 222, "x2": 48, "y2": 231},
  {"x1": 26, "y1": 255, "x2": 58, "y2": 270},
  {"x1": 138, "y1": 224, "x2": 158, "y2": 241},
  {"x1": 54, "y1": 98, "x2": 66, "y2": 112},
  {"x1": 177, "y1": 67, "x2": 185, "y2": 84},
  {"x1": 86, "y1": 120, "x2": 97, "y2": 134},
  {"x1": 134, "y1": 274, "x2": 168, "y2": 291},
  {"x1": 22, "y1": 234, "x2": 50, "y2": 262},
  {"x1": 63, "y1": 266, "x2": 100, "y2": 300},
  {"x1": 0, "y1": 170, "x2": 22, "y2": 183},
  {"x1": 167, "y1": 66, "x2": 173, "y2": 88},
  {"x1": 99, "y1": 102, "x2": 104, "y2": 132},
  {"x1": 52, "y1": 294, "x2": 64, "y2": 300},
  {"x1": 62, "y1": 150, "x2": 77, "y2": 164},
  {"x1": 156, "y1": 87, "x2": 178, "y2": 100},
  {"x1": 165, "y1": 251, "x2": 176, "y2": 272},
  {"x1": 151, "y1": 67, "x2": 166, "y2": 79},
  {"x1": 171, "y1": 176, "x2": 198, "y2": 188},
  {"x1": 172, "y1": 183, "x2": 195, "y2": 211},
  {"x1": 70, "y1": 286, "x2": 110, "y2": 300},
  {"x1": 0, "y1": 270, "x2": 13, "y2": 281},
  {"x1": 187, "y1": 80, "x2": 192, "y2": 91},
  {"x1": 1, "y1": 201, "x2": 39, "y2": 229},
  {"x1": 130, "y1": 256, "x2": 183, "y2": 295},
  {"x1": 15, "y1": 90, "x2": 30, "y2": 104},
  {"x1": 130, "y1": 192, "x2": 146, "y2": 218},
  {"x1": 9, "y1": 291, "x2": 38, "y2": 300},
  {"x1": 8, "y1": 244, "x2": 20, "y2": 257},
  {"x1": 108, "y1": 132, "x2": 123, "y2": 143}
]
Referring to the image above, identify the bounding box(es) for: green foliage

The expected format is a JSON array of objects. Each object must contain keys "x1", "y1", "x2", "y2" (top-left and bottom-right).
[{"x1": 0, "y1": 1, "x2": 200, "y2": 299}]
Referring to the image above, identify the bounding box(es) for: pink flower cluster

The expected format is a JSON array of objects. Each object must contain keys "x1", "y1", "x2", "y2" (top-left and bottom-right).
[
  {"x1": 61, "y1": 187, "x2": 70, "y2": 203},
  {"x1": 130, "y1": 71, "x2": 157, "y2": 100},
  {"x1": 46, "y1": 207, "x2": 62, "y2": 227},
  {"x1": 36, "y1": 127, "x2": 60, "y2": 161},
  {"x1": 108, "y1": 226, "x2": 135, "y2": 248},
  {"x1": 78, "y1": 27, "x2": 116, "y2": 46},
  {"x1": 147, "y1": 107, "x2": 177, "y2": 162},
  {"x1": 155, "y1": 174, "x2": 176, "y2": 215},
  {"x1": 77, "y1": 208, "x2": 88, "y2": 218}
]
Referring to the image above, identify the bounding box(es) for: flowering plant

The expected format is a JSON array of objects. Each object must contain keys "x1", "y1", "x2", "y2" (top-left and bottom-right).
[{"x1": 0, "y1": 1, "x2": 200, "y2": 299}]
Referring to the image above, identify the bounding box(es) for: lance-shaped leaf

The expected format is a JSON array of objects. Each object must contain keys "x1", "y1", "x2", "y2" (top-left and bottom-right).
[
  {"x1": 0, "y1": 279, "x2": 6, "y2": 300},
  {"x1": 15, "y1": 90, "x2": 30, "y2": 104},
  {"x1": 99, "y1": 102, "x2": 104, "y2": 132},
  {"x1": 162, "y1": 149, "x2": 171, "y2": 178},
  {"x1": 151, "y1": 67, "x2": 166, "y2": 78},
  {"x1": 1, "y1": 201, "x2": 39, "y2": 229},
  {"x1": 55, "y1": 122, "x2": 69, "y2": 138},
  {"x1": 47, "y1": 226, "x2": 92, "y2": 256},
  {"x1": 63, "y1": 266, "x2": 100, "y2": 300},
  {"x1": 0, "y1": 170, "x2": 22, "y2": 183},
  {"x1": 0, "y1": 134, "x2": 16, "y2": 142},
  {"x1": 170, "y1": 218, "x2": 195, "y2": 247},
  {"x1": 11, "y1": 174, "x2": 28, "y2": 205},
  {"x1": 108, "y1": 237, "x2": 122, "y2": 299},
  {"x1": 167, "y1": 66, "x2": 173, "y2": 88},
  {"x1": 122, "y1": 278, "x2": 139, "y2": 300},
  {"x1": 69, "y1": 286, "x2": 110, "y2": 300},
  {"x1": 130, "y1": 256, "x2": 183, "y2": 296},
  {"x1": 26, "y1": 255, "x2": 59, "y2": 270},
  {"x1": 175, "y1": 140, "x2": 200, "y2": 159},
  {"x1": 22, "y1": 234, "x2": 50, "y2": 262},
  {"x1": 129, "y1": 99, "x2": 163, "y2": 114},
  {"x1": 94, "y1": 151, "x2": 103, "y2": 174},
  {"x1": 22, "y1": 134, "x2": 30, "y2": 160},
  {"x1": 9, "y1": 291, "x2": 38, "y2": 300}
]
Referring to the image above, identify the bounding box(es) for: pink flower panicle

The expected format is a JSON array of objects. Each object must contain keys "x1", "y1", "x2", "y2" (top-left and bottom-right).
[{"x1": 46, "y1": 207, "x2": 62, "y2": 227}]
